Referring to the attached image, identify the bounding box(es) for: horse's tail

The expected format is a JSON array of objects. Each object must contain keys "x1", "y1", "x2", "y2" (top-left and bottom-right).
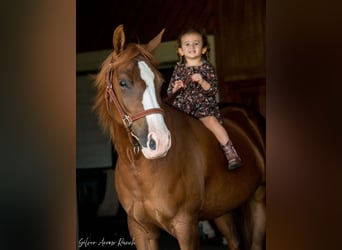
[{"x1": 235, "y1": 201, "x2": 252, "y2": 250}]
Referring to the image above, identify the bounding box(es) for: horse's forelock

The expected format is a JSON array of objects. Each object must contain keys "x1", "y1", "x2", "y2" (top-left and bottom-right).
[{"x1": 113, "y1": 43, "x2": 157, "y2": 68}]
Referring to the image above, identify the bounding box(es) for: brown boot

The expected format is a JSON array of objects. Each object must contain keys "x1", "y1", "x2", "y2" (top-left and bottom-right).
[{"x1": 221, "y1": 140, "x2": 242, "y2": 170}]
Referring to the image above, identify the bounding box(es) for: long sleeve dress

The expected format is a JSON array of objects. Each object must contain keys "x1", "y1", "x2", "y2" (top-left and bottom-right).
[{"x1": 167, "y1": 60, "x2": 223, "y2": 123}]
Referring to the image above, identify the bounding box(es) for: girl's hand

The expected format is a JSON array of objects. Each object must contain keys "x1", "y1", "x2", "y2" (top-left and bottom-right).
[
  {"x1": 191, "y1": 73, "x2": 203, "y2": 84},
  {"x1": 191, "y1": 73, "x2": 210, "y2": 90},
  {"x1": 172, "y1": 80, "x2": 184, "y2": 93}
]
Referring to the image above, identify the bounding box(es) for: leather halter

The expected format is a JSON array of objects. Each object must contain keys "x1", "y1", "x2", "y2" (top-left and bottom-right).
[{"x1": 105, "y1": 63, "x2": 165, "y2": 154}]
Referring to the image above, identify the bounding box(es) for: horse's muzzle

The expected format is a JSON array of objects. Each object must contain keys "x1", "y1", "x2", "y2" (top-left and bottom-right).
[{"x1": 141, "y1": 130, "x2": 171, "y2": 159}]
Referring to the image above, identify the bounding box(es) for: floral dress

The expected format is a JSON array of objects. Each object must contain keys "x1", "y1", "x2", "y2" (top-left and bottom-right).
[{"x1": 167, "y1": 60, "x2": 223, "y2": 123}]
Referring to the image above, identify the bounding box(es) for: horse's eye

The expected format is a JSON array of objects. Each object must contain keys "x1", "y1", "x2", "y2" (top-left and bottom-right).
[{"x1": 119, "y1": 79, "x2": 128, "y2": 88}]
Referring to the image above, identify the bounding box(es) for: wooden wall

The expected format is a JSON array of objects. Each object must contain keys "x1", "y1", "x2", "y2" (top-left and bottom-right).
[
  {"x1": 77, "y1": 0, "x2": 266, "y2": 116},
  {"x1": 76, "y1": 73, "x2": 113, "y2": 169},
  {"x1": 215, "y1": 0, "x2": 266, "y2": 116}
]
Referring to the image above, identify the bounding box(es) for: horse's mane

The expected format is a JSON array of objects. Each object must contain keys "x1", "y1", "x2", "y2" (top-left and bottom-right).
[{"x1": 93, "y1": 43, "x2": 160, "y2": 141}]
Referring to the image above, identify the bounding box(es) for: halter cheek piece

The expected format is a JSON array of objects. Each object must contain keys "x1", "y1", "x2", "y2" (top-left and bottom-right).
[{"x1": 105, "y1": 63, "x2": 165, "y2": 155}]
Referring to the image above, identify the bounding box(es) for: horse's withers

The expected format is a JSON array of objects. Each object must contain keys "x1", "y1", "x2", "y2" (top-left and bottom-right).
[{"x1": 138, "y1": 61, "x2": 171, "y2": 159}]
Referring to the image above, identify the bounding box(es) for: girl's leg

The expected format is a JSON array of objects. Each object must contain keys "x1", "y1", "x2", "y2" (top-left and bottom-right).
[
  {"x1": 200, "y1": 116, "x2": 241, "y2": 170},
  {"x1": 199, "y1": 116, "x2": 229, "y2": 145}
]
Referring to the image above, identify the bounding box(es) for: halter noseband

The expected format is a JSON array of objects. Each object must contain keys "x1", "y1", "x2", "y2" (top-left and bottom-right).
[{"x1": 105, "y1": 63, "x2": 165, "y2": 154}]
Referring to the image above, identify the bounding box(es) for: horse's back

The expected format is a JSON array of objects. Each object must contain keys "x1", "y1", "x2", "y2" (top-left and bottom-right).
[
  {"x1": 219, "y1": 102, "x2": 265, "y2": 155},
  {"x1": 164, "y1": 101, "x2": 266, "y2": 184}
]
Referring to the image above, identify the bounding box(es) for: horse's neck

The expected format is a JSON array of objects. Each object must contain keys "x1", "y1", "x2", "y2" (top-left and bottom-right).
[
  {"x1": 162, "y1": 103, "x2": 216, "y2": 161},
  {"x1": 163, "y1": 103, "x2": 206, "y2": 135},
  {"x1": 111, "y1": 122, "x2": 134, "y2": 154},
  {"x1": 112, "y1": 103, "x2": 214, "y2": 170}
]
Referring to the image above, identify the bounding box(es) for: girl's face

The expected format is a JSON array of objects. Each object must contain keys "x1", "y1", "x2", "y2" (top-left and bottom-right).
[{"x1": 178, "y1": 33, "x2": 207, "y2": 61}]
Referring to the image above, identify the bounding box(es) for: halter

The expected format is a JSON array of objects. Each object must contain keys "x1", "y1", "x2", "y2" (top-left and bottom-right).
[{"x1": 105, "y1": 63, "x2": 165, "y2": 154}]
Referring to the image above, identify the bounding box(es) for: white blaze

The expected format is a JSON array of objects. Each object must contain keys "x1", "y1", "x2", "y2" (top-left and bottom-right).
[
  {"x1": 138, "y1": 61, "x2": 171, "y2": 159},
  {"x1": 138, "y1": 61, "x2": 160, "y2": 111}
]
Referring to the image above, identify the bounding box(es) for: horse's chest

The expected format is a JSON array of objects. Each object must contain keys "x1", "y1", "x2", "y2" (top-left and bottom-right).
[
  {"x1": 122, "y1": 184, "x2": 177, "y2": 226},
  {"x1": 116, "y1": 165, "x2": 185, "y2": 229},
  {"x1": 126, "y1": 198, "x2": 175, "y2": 229}
]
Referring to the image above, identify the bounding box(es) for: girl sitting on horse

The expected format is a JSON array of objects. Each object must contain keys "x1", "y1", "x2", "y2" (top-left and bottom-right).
[{"x1": 167, "y1": 28, "x2": 242, "y2": 170}]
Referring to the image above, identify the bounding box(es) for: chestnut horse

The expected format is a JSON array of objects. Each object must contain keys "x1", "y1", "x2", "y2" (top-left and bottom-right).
[{"x1": 93, "y1": 25, "x2": 265, "y2": 250}]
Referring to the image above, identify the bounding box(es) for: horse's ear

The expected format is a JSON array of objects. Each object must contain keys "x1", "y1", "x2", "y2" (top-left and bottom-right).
[
  {"x1": 113, "y1": 24, "x2": 126, "y2": 55},
  {"x1": 146, "y1": 28, "x2": 165, "y2": 52}
]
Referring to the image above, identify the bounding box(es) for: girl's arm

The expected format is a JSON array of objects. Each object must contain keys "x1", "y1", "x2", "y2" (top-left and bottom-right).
[
  {"x1": 167, "y1": 64, "x2": 181, "y2": 96},
  {"x1": 198, "y1": 64, "x2": 218, "y2": 96}
]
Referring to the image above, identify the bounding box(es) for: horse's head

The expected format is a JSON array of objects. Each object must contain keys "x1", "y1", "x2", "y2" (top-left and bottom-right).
[{"x1": 94, "y1": 25, "x2": 171, "y2": 159}]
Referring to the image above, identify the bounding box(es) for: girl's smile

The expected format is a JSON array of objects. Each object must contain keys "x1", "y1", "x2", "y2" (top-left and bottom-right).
[{"x1": 178, "y1": 33, "x2": 207, "y2": 62}]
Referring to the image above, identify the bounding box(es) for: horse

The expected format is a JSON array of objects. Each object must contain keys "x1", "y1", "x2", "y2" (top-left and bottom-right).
[{"x1": 93, "y1": 24, "x2": 266, "y2": 250}]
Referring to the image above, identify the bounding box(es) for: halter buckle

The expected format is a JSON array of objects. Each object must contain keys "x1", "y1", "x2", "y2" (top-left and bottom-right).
[
  {"x1": 133, "y1": 143, "x2": 140, "y2": 155},
  {"x1": 122, "y1": 115, "x2": 132, "y2": 128},
  {"x1": 129, "y1": 130, "x2": 141, "y2": 155}
]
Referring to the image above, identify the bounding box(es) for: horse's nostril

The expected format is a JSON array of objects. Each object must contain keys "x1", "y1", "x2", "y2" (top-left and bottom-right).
[{"x1": 149, "y1": 138, "x2": 156, "y2": 150}]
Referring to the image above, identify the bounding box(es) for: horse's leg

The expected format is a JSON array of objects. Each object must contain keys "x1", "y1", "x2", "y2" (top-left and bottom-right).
[
  {"x1": 173, "y1": 220, "x2": 200, "y2": 250},
  {"x1": 214, "y1": 213, "x2": 240, "y2": 250},
  {"x1": 249, "y1": 185, "x2": 266, "y2": 250},
  {"x1": 127, "y1": 216, "x2": 160, "y2": 250}
]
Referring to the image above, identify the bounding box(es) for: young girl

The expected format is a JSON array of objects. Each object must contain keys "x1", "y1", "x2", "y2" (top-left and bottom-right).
[{"x1": 167, "y1": 28, "x2": 241, "y2": 170}]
